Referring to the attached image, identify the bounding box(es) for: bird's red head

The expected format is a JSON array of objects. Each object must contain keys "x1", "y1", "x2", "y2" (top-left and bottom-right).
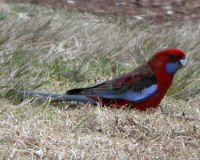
[{"x1": 148, "y1": 48, "x2": 186, "y2": 75}]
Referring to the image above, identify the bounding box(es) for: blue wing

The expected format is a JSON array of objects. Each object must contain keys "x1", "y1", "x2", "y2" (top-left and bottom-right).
[
  {"x1": 98, "y1": 84, "x2": 158, "y2": 102},
  {"x1": 67, "y1": 64, "x2": 158, "y2": 103}
]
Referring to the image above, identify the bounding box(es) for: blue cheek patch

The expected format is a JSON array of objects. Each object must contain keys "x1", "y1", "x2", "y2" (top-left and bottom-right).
[
  {"x1": 166, "y1": 62, "x2": 181, "y2": 75},
  {"x1": 97, "y1": 84, "x2": 158, "y2": 103}
]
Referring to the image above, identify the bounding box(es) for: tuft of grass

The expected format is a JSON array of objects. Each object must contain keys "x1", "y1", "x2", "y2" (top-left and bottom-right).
[{"x1": 0, "y1": 1, "x2": 200, "y2": 159}]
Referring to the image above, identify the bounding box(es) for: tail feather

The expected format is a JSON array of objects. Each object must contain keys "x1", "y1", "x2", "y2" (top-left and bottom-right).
[
  {"x1": 11, "y1": 90, "x2": 98, "y2": 104},
  {"x1": 66, "y1": 82, "x2": 107, "y2": 95}
]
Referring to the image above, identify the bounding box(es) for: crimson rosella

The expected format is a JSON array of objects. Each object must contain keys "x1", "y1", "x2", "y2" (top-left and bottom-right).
[{"x1": 13, "y1": 48, "x2": 186, "y2": 111}]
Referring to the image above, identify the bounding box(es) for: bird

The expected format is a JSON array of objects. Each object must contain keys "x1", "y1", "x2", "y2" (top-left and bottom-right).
[{"x1": 12, "y1": 48, "x2": 186, "y2": 111}]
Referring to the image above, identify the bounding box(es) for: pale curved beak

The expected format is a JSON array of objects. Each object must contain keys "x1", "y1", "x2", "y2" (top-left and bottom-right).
[{"x1": 179, "y1": 57, "x2": 187, "y2": 66}]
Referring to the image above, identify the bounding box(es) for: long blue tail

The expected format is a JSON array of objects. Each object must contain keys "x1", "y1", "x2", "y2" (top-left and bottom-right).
[{"x1": 12, "y1": 90, "x2": 98, "y2": 105}]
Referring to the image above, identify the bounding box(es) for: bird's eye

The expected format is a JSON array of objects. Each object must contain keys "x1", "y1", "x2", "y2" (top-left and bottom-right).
[{"x1": 169, "y1": 54, "x2": 177, "y2": 60}]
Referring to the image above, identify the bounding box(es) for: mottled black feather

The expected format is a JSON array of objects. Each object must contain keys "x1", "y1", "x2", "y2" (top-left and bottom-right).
[{"x1": 66, "y1": 64, "x2": 157, "y2": 96}]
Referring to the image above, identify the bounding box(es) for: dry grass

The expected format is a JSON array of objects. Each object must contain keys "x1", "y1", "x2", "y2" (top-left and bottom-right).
[{"x1": 0, "y1": 2, "x2": 200, "y2": 159}]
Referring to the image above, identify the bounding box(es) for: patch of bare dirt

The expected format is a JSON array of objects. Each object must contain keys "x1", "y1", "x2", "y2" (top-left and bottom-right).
[{"x1": 4, "y1": 0, "x2": 200, "y2": 24}]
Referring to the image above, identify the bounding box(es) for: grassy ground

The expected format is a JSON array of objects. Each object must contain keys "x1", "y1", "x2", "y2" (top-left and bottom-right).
[{"x1": 1, "y1": 2, "x2": 200, "y2": 159}]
